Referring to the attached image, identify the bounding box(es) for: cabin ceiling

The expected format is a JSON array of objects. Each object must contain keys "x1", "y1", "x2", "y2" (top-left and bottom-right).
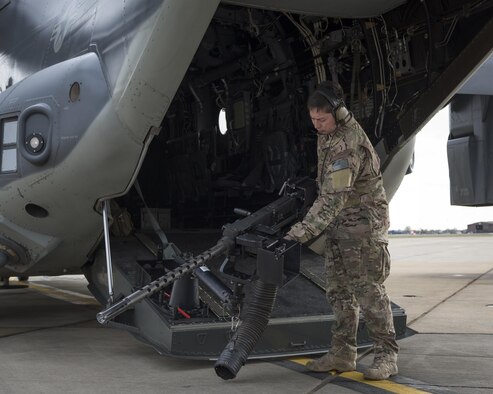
[{"x1": 222, "y1": 0, "x2": 407, "y2": 18}]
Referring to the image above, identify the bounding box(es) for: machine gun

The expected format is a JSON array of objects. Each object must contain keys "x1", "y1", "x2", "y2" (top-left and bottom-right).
[{"x1": 96, "y1": 177, "x2": 316, "y2": 378}]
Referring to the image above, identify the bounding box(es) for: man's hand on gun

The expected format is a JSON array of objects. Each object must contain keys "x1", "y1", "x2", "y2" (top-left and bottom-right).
[{"x1": 283, "y1": 233, "x2": 295, "y2": 241}]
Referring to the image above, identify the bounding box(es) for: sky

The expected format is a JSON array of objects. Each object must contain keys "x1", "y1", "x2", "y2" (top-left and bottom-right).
[{"x1": 388, "y1": 106, "x2": 493, "y2": 231}]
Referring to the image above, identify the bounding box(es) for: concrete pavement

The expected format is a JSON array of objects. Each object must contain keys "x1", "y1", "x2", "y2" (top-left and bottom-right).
[{"x1": 0, "y1": 234, "x2": 492, "y2": 393}]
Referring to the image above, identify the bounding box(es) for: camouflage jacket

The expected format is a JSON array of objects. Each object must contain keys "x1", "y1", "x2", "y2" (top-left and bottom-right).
[{"x1": 287, "y1": 112, "x2": 389, "y2": 243}]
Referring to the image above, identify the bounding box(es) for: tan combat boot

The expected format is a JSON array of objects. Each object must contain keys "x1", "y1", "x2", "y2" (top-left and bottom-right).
[
  {"x1": 363, "y1": 351, "x2": 398, "y2": 380},
  {"x1": 306, "y1": 352, "x2": 356, "y2": 372}
]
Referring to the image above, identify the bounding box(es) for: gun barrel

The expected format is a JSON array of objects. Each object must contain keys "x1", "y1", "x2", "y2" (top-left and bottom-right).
[
  {"x1": 97, "y1": 178, "x2": 316, "y2": 325},
  {"x1": 96, "y1": 241, "x2": 228, "y2": 324}
]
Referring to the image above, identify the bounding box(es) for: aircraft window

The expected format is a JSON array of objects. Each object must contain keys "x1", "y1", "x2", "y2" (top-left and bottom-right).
[
  {"x1": 1, "y1": 148, "x2": 16, "y2": 172},
  {"x1": 218, "y1": 108, "x2": 228, "y2": 135},
  {"x1": 3, "y1": 119, "x2": 17, "y2": 144},
  {"x1": 0, "y1": 118, "x2": 18, "y2": 173}
]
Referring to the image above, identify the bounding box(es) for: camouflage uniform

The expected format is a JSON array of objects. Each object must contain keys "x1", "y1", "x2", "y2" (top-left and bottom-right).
[{"x1": 287, "y1": 111, "x2": 398, "y2": 368}]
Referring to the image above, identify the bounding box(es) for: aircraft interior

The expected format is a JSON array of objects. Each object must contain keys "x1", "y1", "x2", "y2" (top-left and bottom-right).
[{"x1": 86, "y1": 1, "x2": 492, "y2": 364}]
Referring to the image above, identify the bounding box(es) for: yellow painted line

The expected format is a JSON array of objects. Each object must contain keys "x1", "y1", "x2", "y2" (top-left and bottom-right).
[
  {"x1": 28, "y1": 282, "x2": 99, "y2": 305},
  {"x1": 289, "y1": 358, "x2": 431, "y2": 394},
  {"x1": 340, "y1": 372, "x2": 430, "y2": 394},
  {"x1": 290, "y1": 357, "x2": 314, "y2": 366}
]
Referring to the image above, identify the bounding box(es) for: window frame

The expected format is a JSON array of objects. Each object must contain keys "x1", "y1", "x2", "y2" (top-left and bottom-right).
[{"x1": 0, "y1": 116, "x2": 19, "y2": 174}]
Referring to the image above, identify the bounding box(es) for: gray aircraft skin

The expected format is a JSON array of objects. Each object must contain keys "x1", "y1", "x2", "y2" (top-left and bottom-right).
[
  {"x1": 0, "y1": 0, "x2": 220, "y2": 276},
  {"x1": 0, "y1": 0, "x2": 492, "y2": 360}
]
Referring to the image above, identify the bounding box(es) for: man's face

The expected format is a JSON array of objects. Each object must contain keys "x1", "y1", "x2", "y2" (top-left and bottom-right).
[{"x1": 309, "y1": 108, "x2": 337, "y2": 135}]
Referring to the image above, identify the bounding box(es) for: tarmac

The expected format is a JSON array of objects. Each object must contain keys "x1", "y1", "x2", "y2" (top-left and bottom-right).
[{"x1": 0, "y1": 234, "x2": 492, "y2": 394}]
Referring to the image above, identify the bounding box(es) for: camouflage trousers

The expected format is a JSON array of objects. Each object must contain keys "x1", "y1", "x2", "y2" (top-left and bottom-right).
[{"x1": 325, "y1": 238, "x2": 399, "y2": 358}]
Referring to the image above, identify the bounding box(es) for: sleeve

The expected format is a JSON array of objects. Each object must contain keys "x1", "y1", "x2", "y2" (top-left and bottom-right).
[{"x1": 287, "y1": 148, "x2": 362, "y2": 243}]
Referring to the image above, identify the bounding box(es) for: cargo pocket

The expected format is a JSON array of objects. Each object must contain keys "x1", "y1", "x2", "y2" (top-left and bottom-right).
[
  {"x1": 338, "y1": 239, "x2": 365, "y2": 280},
  {"x1": 366, "y1": 242, "x2": 390, "y2": 283}
]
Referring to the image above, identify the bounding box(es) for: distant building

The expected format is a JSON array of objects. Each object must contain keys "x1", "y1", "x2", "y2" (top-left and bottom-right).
[{"x1": 467, "y1": 222, "x2": 493, "y2": 233}]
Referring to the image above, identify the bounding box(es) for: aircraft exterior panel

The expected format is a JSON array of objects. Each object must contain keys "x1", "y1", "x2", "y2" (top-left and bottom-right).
[
  {"x1": 112, "y1": 0, "x2": 221, "y2": 142},
  {"x1": 0, "y1": 53, "x2": 111, "y2": 273},
  {"x1": 448, "y1": 94, "x2": 493, "y2": 206},
  {"x1": 458, "y1": 54, "x2": 493, "y2": 96},
  {"x1": 0, "y1": 0, "x2": 220, "y2": 275}
]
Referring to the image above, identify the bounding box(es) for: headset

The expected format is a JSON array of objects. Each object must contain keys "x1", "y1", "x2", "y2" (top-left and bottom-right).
[{"x1": 314, "y1": 86, "x2": 344, "y2": 117}]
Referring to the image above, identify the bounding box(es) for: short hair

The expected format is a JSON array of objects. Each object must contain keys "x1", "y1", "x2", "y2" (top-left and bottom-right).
[{"x1": 307, "y1": 81, "x2": 345, "y2": 113}]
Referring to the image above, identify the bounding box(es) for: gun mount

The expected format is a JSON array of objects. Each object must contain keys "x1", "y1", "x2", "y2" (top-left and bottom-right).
[
  {"x1": 96, "y1": 178, "x2": 314, "y2": 323},
  {"x1": 86, "y1": 177, "x2": 407, "y2": 379}
]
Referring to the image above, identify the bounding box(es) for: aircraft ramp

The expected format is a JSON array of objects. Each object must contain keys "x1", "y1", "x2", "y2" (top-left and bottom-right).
[{"x1": 85, "y1": 233, "x2": 408, "y2": 360}]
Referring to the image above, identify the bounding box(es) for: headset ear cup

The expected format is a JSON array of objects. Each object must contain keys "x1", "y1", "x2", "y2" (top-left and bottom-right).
[
  {"x1": 333, "y1": 101, "x2": 343, "y2": 115},
  {"x1": 315, "y1": 88, "x2": 343, "y2": 117}
]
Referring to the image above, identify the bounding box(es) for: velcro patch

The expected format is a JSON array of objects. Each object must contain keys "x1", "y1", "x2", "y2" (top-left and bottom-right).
[{"x1": 331, "y1": 168, "x2": 352, "y2": 190}]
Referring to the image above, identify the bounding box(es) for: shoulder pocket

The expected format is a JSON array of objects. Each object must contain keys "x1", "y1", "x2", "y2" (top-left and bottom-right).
[{"x1": 331, "y1": 168, "x2": 352, "y2": 190}]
